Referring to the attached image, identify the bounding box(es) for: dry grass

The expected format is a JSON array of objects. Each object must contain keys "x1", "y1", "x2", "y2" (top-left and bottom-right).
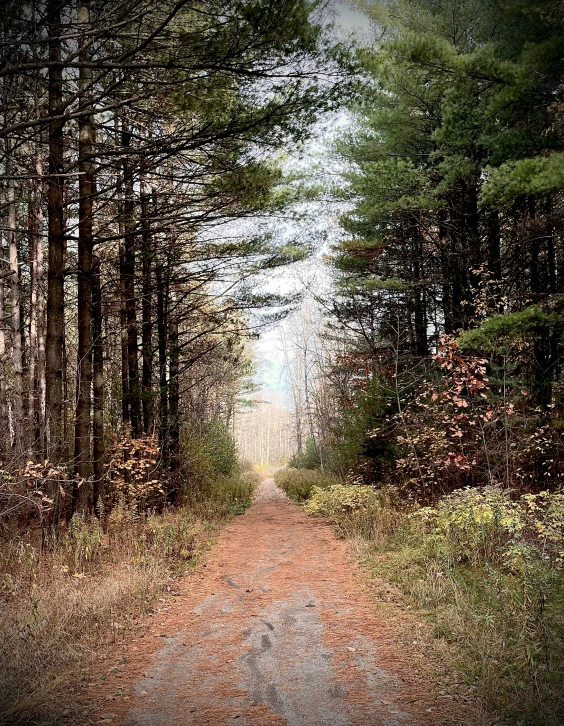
[
  {"x1": 0, "y1": 472, "x2": 258, "y2": 726},
  {"x1": 274, "y1": 468, "x2": 340, "y2": 502},
  {"x1": 359, "y1": 518, "x2": 564, "y2": 725}
]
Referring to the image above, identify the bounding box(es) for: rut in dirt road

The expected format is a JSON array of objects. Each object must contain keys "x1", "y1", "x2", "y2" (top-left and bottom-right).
[{"x1": 109, "y1": 480, "x2": 469, "y2": 726}]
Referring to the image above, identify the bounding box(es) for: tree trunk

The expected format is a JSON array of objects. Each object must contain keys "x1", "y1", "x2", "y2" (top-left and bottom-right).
[
  {"x1": 28, "y1": 198, "x2": 37, "y2": 456},
  {"x1": 487, "y1": 208, "x2": 502, "y2": 282},
  {"x1": 529, "y1": 197, "x2": 541, "y2": 300},
  {"x1": 0, "y1": 242, "x2": 7, "y2": 460},
  {"x1": 114, "y1": 115, "x2": 129, "y2": 434},
  {"x1": 119, "y1": 238, "x2": 130, "y2": 432},
  {"x1": 28, "y1": 137, "x2": 45, "y2": 457},
  {"x1": 438, "y1": 209, "x2": 455, "y2": 334},
  {"x1": 155, "y1": 255, "x2": 169, "y2": 468},
  {"x1": 140, "y1": 173, "x2": 154, "y2": 434},
  {"x1": 6, "y1": 149, "x2": 24, "y2": 457},
  {"x1": 413, "y1": 248, "x2": 427, "y2": 356},
  {"x1": 544, "y1": 197, "x2": 556, "y2": 295},
  {"x1": 73, "y1": 0, "x2": 96, "y2": 512},
  {"x1": 92, "y1": 255, "x2": 104, "y2": 514},
  {"x1": 46, "y1": 0, "x2": 66, "y2": 464},
  {"x1": 121, "y1": 117, "x2": 142, "y2": 438},
  {"x1": 168, "y1": 302, "x2": 180, "y2": 485}
]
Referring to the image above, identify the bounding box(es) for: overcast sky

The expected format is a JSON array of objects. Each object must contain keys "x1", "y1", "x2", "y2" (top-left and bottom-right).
[
  {"x1": 333, "y1": 1, "x2": 372, "y2": 36},
  {"x1": 253, "y1": 1, "x2": 371, "y2": 396}
]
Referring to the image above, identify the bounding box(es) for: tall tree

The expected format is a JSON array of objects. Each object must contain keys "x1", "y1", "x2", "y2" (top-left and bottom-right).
[
  {"x1": 73, "y1": 0, "x2": 96, "y2": 509},
  {"x1": 45, "y1": 0, "x2": 66, "y2": 464}
]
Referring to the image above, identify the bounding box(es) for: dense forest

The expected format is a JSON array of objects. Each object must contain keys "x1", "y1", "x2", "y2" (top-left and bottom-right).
[
  {"x1": 0, "y1": 2, "x2": 343, "y2": 721},
  {"x1": 1, "y1": 0, "x2": 564, "y2": 724},
  {"x1": 288, "y1": 0, "x2": 564, "y2": 494},
  {"x1": 0, "y1": 0, "x2": 343, "y2": 519}
]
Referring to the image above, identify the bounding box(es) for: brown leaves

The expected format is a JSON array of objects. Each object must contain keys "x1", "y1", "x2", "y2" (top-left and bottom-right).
[{"x1": 106, "y1": 435, "x2": 162, "y2": 508}]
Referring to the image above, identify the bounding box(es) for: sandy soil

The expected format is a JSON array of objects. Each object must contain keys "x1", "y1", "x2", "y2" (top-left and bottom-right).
[{"x1": 81, "y1": 480, "x2": 477, "y2": 726}]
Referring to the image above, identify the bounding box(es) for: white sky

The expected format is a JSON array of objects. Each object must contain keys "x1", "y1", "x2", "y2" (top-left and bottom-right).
[
  {"x1": 253, "y1": 1, "x2": 371, "y2": 396},
  {"x1": 333, "y1": 1, "x2": 373, "y2": 37}
]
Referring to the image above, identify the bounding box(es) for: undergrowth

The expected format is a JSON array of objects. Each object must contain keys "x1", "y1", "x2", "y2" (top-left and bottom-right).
[
  {"x1": 280, "y1": 468, "x2": 564, "y2": 726},
  {"x1": 0, "y1": 470, "x2": 258, "y2": 726},
  {"x1": 273, "y1": 468, "x2": 340, "y2": 502}
]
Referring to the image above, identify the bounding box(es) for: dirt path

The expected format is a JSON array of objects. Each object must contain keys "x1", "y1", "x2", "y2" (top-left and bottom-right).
[{"x1": 87, "y1": 480, "x2": 475, "y2": 726}]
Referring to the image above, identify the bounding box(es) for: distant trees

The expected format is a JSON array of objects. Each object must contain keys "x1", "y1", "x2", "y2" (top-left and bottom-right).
[
  {"x1": 235, "y1": 392, "x2": 295, "y2": 467},
  {"x1": 0, "y1": 0, "x2": 342, "y2": 518},
  {"x1": 279, "y1": 301, "x2": 340, "y2": 466}
]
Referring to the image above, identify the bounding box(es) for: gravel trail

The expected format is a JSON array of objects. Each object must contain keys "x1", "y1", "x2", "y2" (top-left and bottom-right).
[{"x1": 89, "y1": 479, "x2": 474, "y2": 726}]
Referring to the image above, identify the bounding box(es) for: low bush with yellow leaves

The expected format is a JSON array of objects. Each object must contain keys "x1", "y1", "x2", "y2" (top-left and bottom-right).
[
  {"x1": 368, "y1": 486, "x2": 564, "y2": 725},
  {"x1": 520, "y1": 490, "x2": 564, "y2": 567},
  {"x1": 304, "y1": 483, "x2": 383, "y2": 539},
  {"x1": 277, "y1": 471, "x2": 401, "y2": 543},
  {"x1": 411, "y1": 486, "x2": 564, "y2": 571}
]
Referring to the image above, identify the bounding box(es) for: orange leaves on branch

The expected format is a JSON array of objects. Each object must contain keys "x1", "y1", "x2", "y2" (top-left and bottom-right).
[
  {"x1": 437, "y1": 452, "x2": 472, "y2": 471},
  {"x1": 433, "y1": 337, "x2": 489, "y2": 404}
]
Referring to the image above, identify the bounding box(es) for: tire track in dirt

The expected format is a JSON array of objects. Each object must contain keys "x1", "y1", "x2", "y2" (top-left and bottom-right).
[{"x1": 87, "y1": 479, "x2": 477, "y2": 726}]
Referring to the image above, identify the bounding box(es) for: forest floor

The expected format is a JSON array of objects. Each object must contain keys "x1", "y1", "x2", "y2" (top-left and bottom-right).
[{"x1": 76, "y1": 480, "x2": 481, "y2": 726}]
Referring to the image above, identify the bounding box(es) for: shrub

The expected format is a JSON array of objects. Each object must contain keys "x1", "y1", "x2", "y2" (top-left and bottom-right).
[
  {"x1": 106, "y1": 434, "x2": 162, "y2": 511},
  {"x1": 64, "y1": 513, "x2": 104, "y2": 569},
  {"x1": 412, "y1": 486, "x2": 523, "y2": 567},
  {"x1": 305, "y1": 482, "x2": 380, "y2": 517},
  {"x1": 365, "y1": 486, "x2": 564, "y2": 724},
  {"x1": 305, "y1": 482, "x2": 400, "y2": 541},
  {"x1": 274, "y1": 469, "x2": 339, "y2": 502},
  {"x1": 288, "y1": 438, "x2": 321, "y2": 469},
  {"x1": 181, "y1": 420, "x2": 239, "y2": 496},
  {"x1": 143, "y1": 517, "x2": 202, "y2": 560},
  {"x1": 188, "y1": 470, "x2": 259, "y2": 517},
  {"x1": 411, "y1": 486, "x2": 564, "y2": 570},
  {"x1": 520, "y1": 489, "x2": 564, "y2": 567}
]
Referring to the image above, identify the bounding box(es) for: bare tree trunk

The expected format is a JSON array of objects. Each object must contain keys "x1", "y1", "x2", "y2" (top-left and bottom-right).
[
  {"x1": 29, "y1": 201, "x2": 37, "y2": 455},
  {"x1": 140, "y1": 172, "x2": 154, "y2": 434},
  {"x1": 266, "y1": 406, "x2": 271, "y2": 466},
  {"x1": 46, "y1": 0, "x2": 66, "y2": 465},
  {"x1": 37, "y1": 211, "x2": 46, "y2": 458},
  {"x1": 280, "y1": 329, "x2": 304, "y2": 454},
  {"x1": 0, "y1": 241, "x2": 7, "y2": 460},
  {"x1": 168, "y1": 300, "x2": 179, "y2": 485},
  {"x1": 413, "y1": 253, "x2": 428, "y2": 356},
  {"x1": 302, "y1": 346, "x2": 316, "y2": 449},
  {"x1": 28, "y1": 137, "x2": 45, "y2": 457},
  {"x1": 122, "y1": 116, "x2": 142, "y2": 438},
  {"x1": 119, "y1": 237, "x2": 130, "y2": 432},
  {"x1": 6, "y1": 148, "x2": 23, "y2": 457},
  {"x1": 92, "y1": 255, "x2": 104, "y2": 514},
  {"x1": 73, "y1": 0, "x2": 95, "y2": 512},
  {"x1": 114, "y1": 115, "x2": 129, "y2": 434},
  {"x1": 155, "y1": 253, "x2": 169, "y2": 468}
]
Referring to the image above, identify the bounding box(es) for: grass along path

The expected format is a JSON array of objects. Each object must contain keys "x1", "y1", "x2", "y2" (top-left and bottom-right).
[
  {"x1": 0, "y1": 471, "x2": 258, "y2": 726},
  {"x1": 80, "y1": 479, "x2": 480, "y2": 726}
]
